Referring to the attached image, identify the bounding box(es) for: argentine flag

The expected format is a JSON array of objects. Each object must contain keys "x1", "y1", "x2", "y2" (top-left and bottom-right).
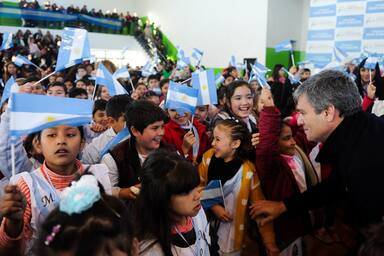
[
  {"x1": 1, "y1": 32, "x2": 13, "y2": 51},
  {"x1": 55, "y1": 28, "x2": 91, "y2": 71},
  {"x1": 364, "y1": 54, "x2": 380, "y2": 70},
  {"x1": 201, "y1": 180, "x2": 225, "y2": 209},
  {"x1": 274, "y1": 39, "x2": 293, "y2": 53},
  {"x1": 96, "y1": 63, "x2": 128, "y2": 96},
  {"x1": 333, "y1": 46, "x2": 348, "y2": 63},
  {"x1": 165, "y1": 82, "x2": 198, "y2": 115},
  {"x1": 113, "y1": 66, "x2": 131, "y2": 80},
  {"x1": 191, "y1": 48, "x2": 204, "y2": 63},
  {"x1": 282, "y1": 67, "x2": 301, "y2": 84},
  {"x1": 192, "y1": 69, "x2": 217, "y2": 106},
  {"x1": 13, "y1": 55, "x2": 40, "y2": 69},
  {"x1": 1, "y1": 77, "x2": 18, "y2": 106},
  {"x1": 9, "y1": 94, "x2": 93, "y2": 137}
]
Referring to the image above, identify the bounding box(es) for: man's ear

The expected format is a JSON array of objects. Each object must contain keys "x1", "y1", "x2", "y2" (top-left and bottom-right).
[{"x1": 324, "y1": 105, "x2": 337, "y2": 122}]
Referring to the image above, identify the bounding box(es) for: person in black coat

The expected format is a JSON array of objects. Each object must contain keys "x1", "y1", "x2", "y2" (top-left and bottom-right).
[{"x1": 250, "y1": 70, "x2": 384, "y2": 254}]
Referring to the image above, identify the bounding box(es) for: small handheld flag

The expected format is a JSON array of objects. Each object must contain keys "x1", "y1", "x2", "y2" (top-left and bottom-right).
[
  {"x1": 1, "y1": 32, "x2": 13, "y2": 51},
  {"x1": 333, "y1": 46, "x2": 348, "y2": 63},
  {"x1": 13, "y1": 55, "x2": 41, "y2": 70},
  {"x1": 96, "y1": 63, "x2": 128, "y2": 97},
  {"x1": 281, "y1": 67, "x2": 301, "y2": 85},
  {"x1": 165, "y1": 81, "x2": 198, "y2": 115},
  {"x1": 191, "y1": 48, "x2": 204, "y2": 64},
  {"x1": 9, "y1": 93, "x2": 93, "y2": 137},
  {"x1": 0, "y1": 77, "x2": 18, "y2": 106},
  {"x1": 274, "y1": 39, "x2": 293, "y2": 53},
  {"x1": 113, "y1": 66, "x2": 131, "y2": 80},
  {"x1": 99, "y1": 127, "x2": 130, "y2": 159},
  {"x1": 192, "y1": 69, "x2": 217, "y2": 106},
  {"x1": 201, "y1": 180, "x2": 225, "y2": 209},
  {"x1": 55, "y1": 28, "x2": 91, "y2": 71}
]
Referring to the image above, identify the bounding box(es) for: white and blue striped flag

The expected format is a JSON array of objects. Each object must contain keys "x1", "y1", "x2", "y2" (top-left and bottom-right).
[
  {"x1": 113, "y1": 66, "x2": 131, "y2": 80},
  {"x1": 201, "y1": 180, "x2": 225, "y2": 209},
  {"x1": 192, "y1": 69, "x2": 217, "y2": 106},
  {"x1": 215, "y1": 74, "x2": 225, "y2": 86},
  {"x1": 13, "y1": 55, "x2": 40, "y2": 69},
  {"x1": 282, "y1": 67, "x2": 301, "y2": 85},
  {"x1": 165, "y1": 81, "x2": 198, "y2": 115},
  {"x1": 96, "y1": 63, "x2": 128, "y2": 96},
  {"x1": 274, "y1": 39, "x2": 293, "y2": 53},
  {"x1": 191, "y1": 48, "x2": 204, "y2": 63},
  {"x1": 364, "y1": 54, "x2": 381, "y2": 70},
  {"x1": 176, "y1": 46, "x2": 191, "y2": 69},
  {"x1": 99, "y1": 127, "x2": 130, "y2": 159},
  {"x1": 9, "y1": 93, "x2": 93, "y2": 137},
  {"x1": 0, "y1": 77, "x2": 18, "y2": 106},
  {"x1": 55, "y1": 28, "x2": 91, "y2": 71},
  {"x1": 1, "y1": 32, "x2": 13, "y2": 51},
  {"x1": 141, "y1": 61, "x2": 156, "y2": 77},
  {"x1": 333, "y1": 46, "x2": 348, "y2": 63}
]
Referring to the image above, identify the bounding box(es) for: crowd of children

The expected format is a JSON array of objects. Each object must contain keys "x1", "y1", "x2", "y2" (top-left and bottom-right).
[{"x1": 0, "y1": 28, "x2": 384, "y2": 256}]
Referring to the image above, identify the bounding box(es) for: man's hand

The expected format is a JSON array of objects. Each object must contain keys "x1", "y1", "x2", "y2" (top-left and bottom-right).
[{"x1": 249, "y1": 200, "x2": 286, "y2": 226}]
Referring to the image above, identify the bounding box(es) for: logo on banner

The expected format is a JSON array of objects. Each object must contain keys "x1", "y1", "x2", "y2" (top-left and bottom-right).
[
  {"x1": 336, "y1": 15, "x2": 364, "y2": 27},
  {"x1": 337, "y1": 2, "x2": 365, "y2": 16},
  {"x1": 309, "y1": 17, "x2": 336, "y2": 29},
  {"x1": 365, "y1": 14, "x2": 384, "y2": 27},
  {"x1": 363, "y1": 27, "x2": 384, "y2": 40},
  {"x1": 335, "y1": 40, "x2": 362, "y2": 52},
  {"x1": 310, "y1": 4, "x2": 337, "y2": 17},
  {"x1": 366, "y1": 1, "x2": 384, "y2": 14},
  {"x1": 335, "y1": 28, "x2": 362, "y2": 41},
  {"x1": 308, "y1": 29, "x2": 335, "y2": 40}
]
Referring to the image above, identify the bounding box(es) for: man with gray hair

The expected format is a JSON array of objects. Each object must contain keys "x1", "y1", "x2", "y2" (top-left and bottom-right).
[{"x1": 250, "y1": 70, "x2": 384, "y2": 252}]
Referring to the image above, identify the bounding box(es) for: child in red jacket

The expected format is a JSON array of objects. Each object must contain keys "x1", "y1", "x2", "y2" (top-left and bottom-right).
[{"x1": 163, "y1": 109, "x2": 209, "y2": 164}]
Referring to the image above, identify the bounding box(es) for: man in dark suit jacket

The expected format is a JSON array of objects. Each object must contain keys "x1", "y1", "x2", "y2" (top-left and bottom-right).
[{"x1": 250, "y1": 70, "x2": 384, "y2": 252}]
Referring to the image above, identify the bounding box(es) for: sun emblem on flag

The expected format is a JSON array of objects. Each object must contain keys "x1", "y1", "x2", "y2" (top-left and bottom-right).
[
  {"x1": 202, "y1": 85, "x2": 208, "y2": 91},
  {"x1": 46, "y1": 116, "x2": 56, "y2": 122},
  {"x1": 73, "y1": 47, "x2": 81, "y2": 55},
  {"x1": 181, "y1": 95, "x2": 188, "y2": 101}
]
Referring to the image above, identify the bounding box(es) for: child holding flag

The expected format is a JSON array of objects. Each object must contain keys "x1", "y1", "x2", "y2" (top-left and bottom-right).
[
  {"x1": 136, "y1": 150, "x2": 210, "y2": 255},
  {"x1": 198, "y1": 119, "x2": 278, "y2": 255},
  {"x1": 0, "y1": 94, "x2": 112, "y2": 255},
  {"x1": 163, "y1": 109, "x2": 209, "y2": 164}
]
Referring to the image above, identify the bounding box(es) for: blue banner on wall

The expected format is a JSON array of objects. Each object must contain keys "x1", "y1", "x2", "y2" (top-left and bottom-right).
[
  {"x1": 0, "y1": 6, "x2": 122, "y2": 30},
  {"x1": 306, "y1": 0, "x2": 384, "y2": 67}
]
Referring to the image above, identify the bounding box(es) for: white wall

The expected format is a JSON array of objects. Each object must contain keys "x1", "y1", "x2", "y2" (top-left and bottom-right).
[
  {"x1": 267, "y1": 0, "x2": 310, "y2": 51},
  {"x1": 132, "y1": 0, "x2": 269, "y2": 67}
]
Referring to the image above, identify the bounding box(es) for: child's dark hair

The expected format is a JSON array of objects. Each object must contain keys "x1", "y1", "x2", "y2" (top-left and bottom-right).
[
  {"x1": 68, "y1": 88, "x2": 88, "y2": 98},
  {"x1": 125, "y1": 100, "x2": 167, "y2": 134},
  {"x1": 147, "y1": 74, "x2": 160, "y2": 82},
  {"x1": 47, "y1": 82, "x2": 67, "y2": 94},
  {"x1": 106, "y1": 94, "x2": 132, "y2": 120},
  {"x1": 143, "y1": 90, "x2": 159, "y2": 99},
  {"x1": 159, "y1": 78, "x2": 170, "y2": 89},
  {"x1": 35, "y1": 194, "x2": 134, "y2": 256},
  {"x1": 224, "y1": 80, "x2": 254, "y2": 115},
  {"x1": 215, "y1": 119, "x2": 251, "y2": 160},
  {"x1": 135, "y1": 150, "x2": 200, "y2": 255},
  {"x1": 92, "y1": 99, "x2": 107, "y2": 116},
  {"x1": 359, "y1": 222, "x2": 384, "y2": 256}
]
